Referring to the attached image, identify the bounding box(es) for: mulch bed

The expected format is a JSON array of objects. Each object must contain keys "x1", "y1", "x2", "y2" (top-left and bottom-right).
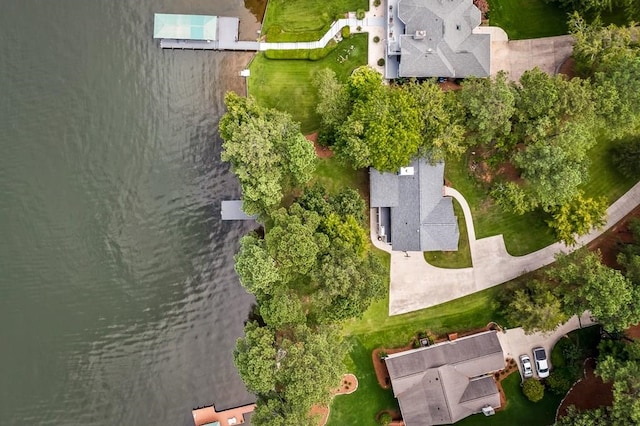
[
  {"x1": 587, "y1": 204, "x2": 640, "y2": 268},
  {"x1": 558, "y1": 57, "x2": 577, "y2": 79},
  {"x1": 372, "y1": 346, "x2": 413, "y2": 389},
  {"x1": 305, "y1": 132, "x2": 334, "y2": 159},
  {"x1": 556, "y1": 358, "x2": 613, "y2": 419},
  {"x1": 311, "y1": 373, "x2": 359, "y2": 426}
]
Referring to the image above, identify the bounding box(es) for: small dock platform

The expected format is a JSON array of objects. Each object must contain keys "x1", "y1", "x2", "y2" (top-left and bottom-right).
[
  {"x1": 221, "y1": 200, "x2": 257, "y2": 221},
  {"x1": 192, "y1": 403, "x2": 255, "y2": 426}
]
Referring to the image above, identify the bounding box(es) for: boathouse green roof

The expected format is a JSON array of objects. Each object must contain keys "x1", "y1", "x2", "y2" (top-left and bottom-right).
[{"x1": 153, "y1": 14, "x2": 218, "y2": 41}]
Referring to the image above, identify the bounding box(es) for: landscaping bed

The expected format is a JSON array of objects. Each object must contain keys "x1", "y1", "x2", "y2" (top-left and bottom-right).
[{"x1": 556, "y1": 358, "x2": 613, "y2": 420}]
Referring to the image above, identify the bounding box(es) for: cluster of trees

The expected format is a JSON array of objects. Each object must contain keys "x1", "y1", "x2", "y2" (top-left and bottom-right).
[
  {"x1": 314, "y1": 66, "x2": 466, "y2": 171},
  {"x1": 219, "y1": 92, "x2": 317, "y2": 217},
  {"x1": 544, "y1": 0, "x2": 639, "y2": 22},
  {"x1": 556, "y1": 339, "x2": 640, "y2": 425},
  {"x1": 500, "y1": 242, "x2": 640, "y2": 335},
  {"x1": 220, "y1": 91, "x2": 386, "y2": 425}
]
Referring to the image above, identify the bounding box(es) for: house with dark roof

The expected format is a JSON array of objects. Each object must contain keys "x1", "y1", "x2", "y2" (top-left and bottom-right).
[
  {"x1": 370, "y1": 158, "x2": 459, "y2": 252},
  {"x1": 385, "y1": 331, "x2": 505, "y2": 426},
  {"x1": 385, "y1": 0, "x2": 490, "y2": 79}
]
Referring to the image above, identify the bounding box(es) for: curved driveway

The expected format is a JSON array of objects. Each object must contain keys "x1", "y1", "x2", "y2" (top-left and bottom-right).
[{"x1": 382, "y1": 181, "x2": 640, "y2": 315}]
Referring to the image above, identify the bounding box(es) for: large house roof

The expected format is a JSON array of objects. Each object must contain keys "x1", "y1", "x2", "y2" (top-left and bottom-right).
[
  {"x1": 370, "y1": 159, "x2": 459, "y2": 252},
  {"x1": 386, "y1": 331, "x2": 504, "y2": 426},
  {"x1": 397, "y1": 0, "x2": 490, "y2": 78}
]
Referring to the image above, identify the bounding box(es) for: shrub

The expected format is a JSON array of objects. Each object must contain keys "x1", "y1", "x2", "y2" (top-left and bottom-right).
[
  {"x1": 378, "y1": 412, "x2": 393, "y2": 426},
  {"x1": 612, "y1": 137, "x2": 640, "y2": 179},
  {"x1": 373, "y1": 36, "x2": 380, "y2": 43},
  {"x1": 356, "y1": 9, "x2": 365, "y2": 19},
  {"x1": 341, "y1": 26, "x2": 350, "y2": 39},
  {"x1": 522, "y1": 378, "x2": 545, "y2": 402},
  {"x1": 547, "y1": 371, "x2": 573, "y2": 395},
  {"x1": 356, "y1": 26, "x2": 362, "y2": 32},
  {"x1": 377, "y1": 58, "x2": 385, "y2": 66},
  {"x1": 374, "y1": 0, "x2": 381, "y2": 6}
]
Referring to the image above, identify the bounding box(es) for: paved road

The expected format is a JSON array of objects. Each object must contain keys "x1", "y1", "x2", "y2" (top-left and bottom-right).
[{"x1": 383, "y1": 180, "x2": 640, "y2": 315}]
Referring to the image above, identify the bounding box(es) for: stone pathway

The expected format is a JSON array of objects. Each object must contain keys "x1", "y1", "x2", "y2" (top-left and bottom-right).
[{"x1": 379, "y1": 180, "x2": 640, "y2": 315}]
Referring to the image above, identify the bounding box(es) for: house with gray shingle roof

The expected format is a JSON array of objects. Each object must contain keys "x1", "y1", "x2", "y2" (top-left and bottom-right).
[
  {"x1": 386, "y1": 0, "x2": 490, "y2": 79},
  {"x1": 385, "y1": 330, "x2": 504, "y2": 426},
  {"x1": 370, "y1": 158, "x2": 459, "y2": 252}
]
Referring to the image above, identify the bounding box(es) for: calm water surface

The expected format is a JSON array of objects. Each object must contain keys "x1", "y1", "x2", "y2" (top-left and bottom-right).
[{"x1": 0, "y1": 1, "x2": 264, "y2": 424}]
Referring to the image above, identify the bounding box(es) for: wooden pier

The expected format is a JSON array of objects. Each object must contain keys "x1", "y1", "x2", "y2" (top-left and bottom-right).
[{"x1": 192, "y1": 403, "x2": 256, "y2": 426}]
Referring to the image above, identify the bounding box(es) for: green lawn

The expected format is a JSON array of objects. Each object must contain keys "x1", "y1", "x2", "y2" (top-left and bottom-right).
[
  {"x1": 457, "y1": 372, "x2": 563, "y2": 426},
  {"x1": 262, "y1": 0, "x2": 368, "y2": 42},
  {"x1": 424, "y1": 199, "x2": 473, "y2": 268},
  {"x1": 248, "y1": 34, "x2": 368, "y2": 133},
  {"x1": 327, "y1": 337, "x2": 399, "y2": 426},
  {"x1": 313, "y1": 156, "x2": 368, "y2": 196},
  {"x1": 580, "y1": 133, "x2": 638, "y2": 203},
  {"x1": 488, "y1": 0, "x2": 568, "y2": 40}
]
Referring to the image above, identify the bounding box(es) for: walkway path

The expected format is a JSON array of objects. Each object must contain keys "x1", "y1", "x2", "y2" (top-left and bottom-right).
[{"x1": 381, "y1": 180, "x2": 640, "y2": 315}]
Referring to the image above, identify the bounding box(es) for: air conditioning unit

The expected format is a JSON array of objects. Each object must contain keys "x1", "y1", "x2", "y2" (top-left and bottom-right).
[{"x1": 414, "y1": 30, "x2": 427, "y2": 39}]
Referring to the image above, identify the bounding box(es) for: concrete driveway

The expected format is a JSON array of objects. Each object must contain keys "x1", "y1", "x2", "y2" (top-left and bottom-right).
[
  {"x1": 474, "y1": 26, "x2": 574, "y2": 81},
  {"x1": 498, "y1": 313, "x2": 596, "y2": 380}
]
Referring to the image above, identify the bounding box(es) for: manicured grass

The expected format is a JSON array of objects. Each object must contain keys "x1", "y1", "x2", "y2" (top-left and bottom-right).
[
  {"x1": 424, "y1": 199, "x2": 473, "y2": 268},
  {"x1": 445, "y1": 154, "x2": 556, "y2": 256},
  {"x1": 457, "y1": 372, "x2": 563, "y2": 426},
  {"x1": 488, "y1": 0, "x2": 568, "y2": 40},
  {"x1": 248, "y1": 34, "x2": 368, "y2": 133},
  {"x1": 313, "y1": 156, "x2": 368, "y2": 196},
  {"x1": 262, "y1": 0, "x2": 368, "y2": 42},
  {"x1": 326, "y1": 337, "x2": 398, "y2": 426},
  {"x1": 580, "y1": 134, "x2": 638, "y2": 203},
  {"x1": 342, "y1": 282, "x2": 507, "y2": 349}
]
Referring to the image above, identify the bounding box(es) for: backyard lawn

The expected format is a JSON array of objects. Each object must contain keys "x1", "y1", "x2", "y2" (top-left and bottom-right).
[
  {"x1": 262, "y1": 0, "x2": 368, "y2": 42},
  {"x1": 248, "y1": 33, "x2": 368, "y2": 133},
  {"x1": 488, "y1": 0, "x2": 568, "y2": 39}
]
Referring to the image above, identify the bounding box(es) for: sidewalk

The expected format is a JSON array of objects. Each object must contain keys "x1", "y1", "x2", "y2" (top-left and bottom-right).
[{"x1": 384, "y1": 180, "x2": 640, "y2": 315}]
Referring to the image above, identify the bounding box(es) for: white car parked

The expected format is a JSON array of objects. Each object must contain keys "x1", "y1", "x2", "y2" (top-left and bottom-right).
[
  {"x1": 520, "y1": 354, "x2": 533, "y2": 378},
  {"x1": 533, "y1": 347, "x2": 550, "y2": 378}
]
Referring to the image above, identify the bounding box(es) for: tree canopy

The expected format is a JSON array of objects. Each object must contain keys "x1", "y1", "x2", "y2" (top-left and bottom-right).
[
  {"x1": 219, "y1": 92, "x2": 316, "y2": 215},
  {"x1": 315, "y1": 66, "x2": 465, "y2": 171}
]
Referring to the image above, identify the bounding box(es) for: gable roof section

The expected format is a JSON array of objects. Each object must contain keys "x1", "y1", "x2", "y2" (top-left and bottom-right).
[
  {"x1": 386, "y1": 331, "x2": 504, "y2": 426},
  {"x1": 397, "y1": 0, "x2": 490, "y2": 78}
]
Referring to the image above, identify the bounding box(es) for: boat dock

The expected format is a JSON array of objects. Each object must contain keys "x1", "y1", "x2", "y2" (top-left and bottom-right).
[
  {"x1": 154, "y1": 13, "x2": 381, "y2": 52},
  {"x1": 221, "y1": 200, "x2": 257, "y2": 221},
  {"x1": 192, "y1": 403, "x2": 256, "y2": 426}
]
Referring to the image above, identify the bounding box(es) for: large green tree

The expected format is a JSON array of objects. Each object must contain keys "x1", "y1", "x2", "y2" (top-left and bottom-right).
[
  {"x1": 219, "y1": 92, "x2": 316, "y2": 215},
  {"x1": 502, "y1": 280, "x2": 568, "y2": 334},
  {"x1": 596, "y1": 341, "x2": 640, "y2": 424},
  {"x1": 547, "y1": 191, "x2": 607, "y2": 245},
  {"x1": 458, "y1": 71, "x2": 516, "y2": 148},
  {"x1": 233, "y1": 321, "x2": 277, "y2": 395},
  {"x1": 553, "y1": 252, "x2": 640, "y2": 331}
]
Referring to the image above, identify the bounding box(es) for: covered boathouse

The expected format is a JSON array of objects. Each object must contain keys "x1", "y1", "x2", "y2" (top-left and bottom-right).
[{"x1": 153, "y1": 13, "x2": 259, "y2": 50}]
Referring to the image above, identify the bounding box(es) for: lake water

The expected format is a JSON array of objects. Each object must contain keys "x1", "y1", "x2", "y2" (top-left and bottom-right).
[{"x1": 0, "y1": 1, "x2": 264, "y2": 424}]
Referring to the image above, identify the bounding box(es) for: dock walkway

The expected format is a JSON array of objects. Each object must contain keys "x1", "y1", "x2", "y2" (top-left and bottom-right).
[{"x1": 159, "y1": 16, "x2": 385, "y2": 52}]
